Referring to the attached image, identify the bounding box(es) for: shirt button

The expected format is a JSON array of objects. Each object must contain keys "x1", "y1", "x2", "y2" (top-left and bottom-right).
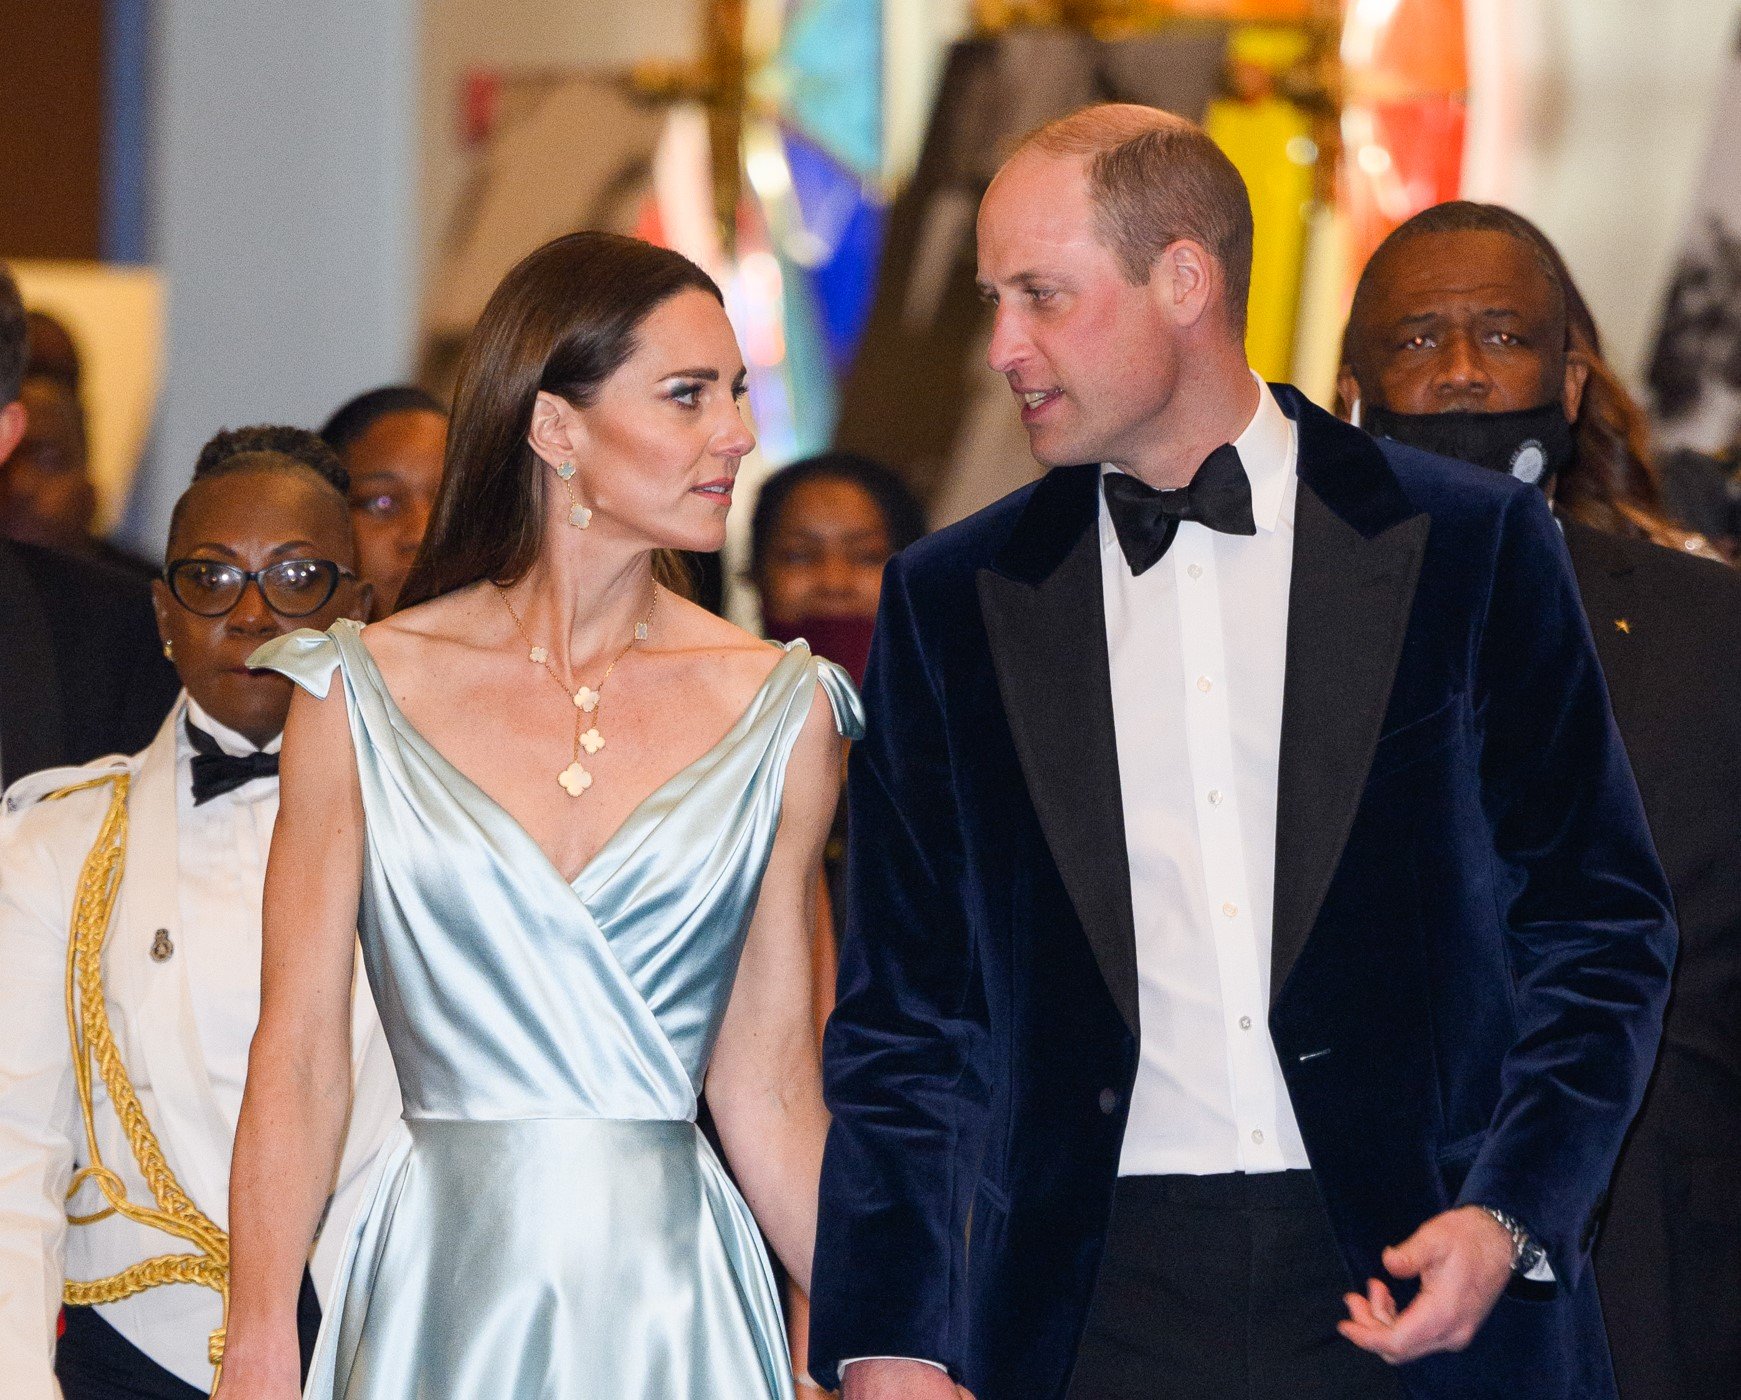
[
  {"x1": 1197, "y1": 676, "x2": 1213, "y2": 693},
  {"x1": 1207, "y1": 789, "x2": 1223, "y2": 806},
  {"x1": 1222, "y1": 901, "x2": 1238, "y2": 918},
  {"x1": 1187, "y1": 563, "x2": 1203, "y2": 579},
  {"x1": 1239, "y1": 1015, "x2": 1253, "y2": 1030},
  {"x1": 1251, "y1": 1129, "x2": 1265, "y2": 1145},
  {"x1": 1098, "y1": 1088, "x2": 1119, "y2": 1115}
]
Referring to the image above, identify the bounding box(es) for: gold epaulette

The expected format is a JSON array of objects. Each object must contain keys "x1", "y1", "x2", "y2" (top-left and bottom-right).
[{"x1": 58, "y1": 772, "x2": 231, "y2": 1377}]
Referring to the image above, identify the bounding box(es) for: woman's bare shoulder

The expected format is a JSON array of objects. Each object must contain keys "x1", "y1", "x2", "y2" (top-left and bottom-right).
[
  {"x1": 655, "y1": 592, "x2": 787, "y2": 694},
  {"x1": 360, "y1": 586, "x2": 491, "y2": 657}
]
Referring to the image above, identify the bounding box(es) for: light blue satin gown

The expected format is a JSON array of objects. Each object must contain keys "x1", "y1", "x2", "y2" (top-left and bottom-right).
[{"x1": 251, "y1": 620, "x2": 863, "y2": 1400}]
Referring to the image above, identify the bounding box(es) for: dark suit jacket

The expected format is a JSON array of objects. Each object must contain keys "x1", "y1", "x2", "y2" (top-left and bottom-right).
[
  {"x1": 0, "y1": 538, "x2": 179, "y2": 787},
  {"x1": 1564, "y1": 521, "x2": 1741, "y2": 1400},
  {"x1": 811, "y1": 388, "x2": 1676, "y2": 1400}
]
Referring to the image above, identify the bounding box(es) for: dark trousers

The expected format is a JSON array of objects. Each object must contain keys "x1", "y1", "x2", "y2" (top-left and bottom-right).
[
  {"x1": 1067, "y1": 1172, "x2": 1404, "y2": 1400},
  {"x1": 57, "y1": 1270, "x2": 321, "y2": 1400}
]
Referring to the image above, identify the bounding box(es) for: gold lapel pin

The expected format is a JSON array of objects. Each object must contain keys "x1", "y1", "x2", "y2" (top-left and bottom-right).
[{"x1": 1614, "y1": 619, "x2": 1631, "y2": 634}]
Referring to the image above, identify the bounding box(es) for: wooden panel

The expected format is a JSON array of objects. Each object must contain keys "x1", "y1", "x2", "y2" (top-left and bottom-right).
[{"x1": 0, "y1": 1, "x2": 105, "y2": 258}]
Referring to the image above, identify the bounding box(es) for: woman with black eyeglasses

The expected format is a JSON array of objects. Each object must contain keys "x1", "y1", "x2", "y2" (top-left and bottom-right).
[{"x1": 0, "y1": 427, "x2": 402, "y2": 1400}]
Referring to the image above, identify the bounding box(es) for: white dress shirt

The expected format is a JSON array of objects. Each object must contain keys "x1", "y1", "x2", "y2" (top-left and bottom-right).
[
  {"x1": 179, "y1": 699, "x2": 283, "y2": 1130},
  {"x1": 1104, "y1": 377, "x2": 1311, "y2": 1177}
]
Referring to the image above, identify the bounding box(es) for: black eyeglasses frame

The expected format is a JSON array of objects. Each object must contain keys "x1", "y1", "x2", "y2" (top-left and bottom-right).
[{"x1": 162, "y1": 557, "x2": 358, "y2": 619}]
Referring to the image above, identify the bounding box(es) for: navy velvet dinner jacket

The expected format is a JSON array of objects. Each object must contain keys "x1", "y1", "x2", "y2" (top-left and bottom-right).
[{"x1": 810, "y1": 387, "x2": 1676, "y2": 1400}]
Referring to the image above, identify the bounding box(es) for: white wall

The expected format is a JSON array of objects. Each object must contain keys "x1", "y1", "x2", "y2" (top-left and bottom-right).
[
  {"x1": 1466, "y1": 0, "x2": 1741, "y2": 389},
  {"x1": 418, "y1": 0, "x2": 704, "y2": 304},
  {"x1": 125, "y1": 0, "x2": 419, "y2": 555}
]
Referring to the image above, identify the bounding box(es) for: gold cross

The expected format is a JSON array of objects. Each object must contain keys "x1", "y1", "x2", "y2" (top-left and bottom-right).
[{"x1": 1615, "y1": 619, "x2": 1631, "y2": 634}]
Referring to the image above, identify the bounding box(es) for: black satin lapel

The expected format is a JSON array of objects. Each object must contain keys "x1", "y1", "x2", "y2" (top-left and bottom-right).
[
  {"x1": 0, "y1": 543, "x2": 66, "y2": 784},
  {"x1": 978, "y1": 525, "x2": 1139, "y2": 1033},
  {"x1": 1272, "y1": 482, "x2": 1428, "y2": 1002}
]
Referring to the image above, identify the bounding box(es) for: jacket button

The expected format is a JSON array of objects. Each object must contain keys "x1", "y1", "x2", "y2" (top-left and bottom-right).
[
  {"x1": 1098, "y1": 1088, "x2": 1118, "y2": 1115},
  {"x1": 150, "y1": 929, "x2": 174, "y2": 962}
]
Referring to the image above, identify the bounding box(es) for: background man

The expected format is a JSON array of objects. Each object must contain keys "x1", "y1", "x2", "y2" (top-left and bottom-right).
[
  {"x1": 810, "y1": 106, "x2": 1675, "y2": 1400},
  {"x1": 0, "y1": 263, "x2": 177, "y2": 787},
  {"x1": 1340, "y1": 200, "x2": 1741, "y2": 1400}
]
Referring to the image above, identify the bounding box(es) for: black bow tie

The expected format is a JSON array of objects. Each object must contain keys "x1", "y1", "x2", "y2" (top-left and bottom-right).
[
  {"x1": 187, "y1": 718, "x2": 279, "y2": 806},
  {"x1": 1102, "y1": 443, "x2": 1257, "y2": 576}
]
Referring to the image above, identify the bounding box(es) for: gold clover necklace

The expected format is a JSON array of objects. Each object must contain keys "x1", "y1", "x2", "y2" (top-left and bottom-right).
[{"x1": 496, "y1": 580, "x2": 659, "y2": 797}]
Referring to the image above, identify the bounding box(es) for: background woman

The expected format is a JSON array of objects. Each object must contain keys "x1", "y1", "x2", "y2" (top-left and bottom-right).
[
  {"x1": 0, "y1": 430, "x2": 398, "y2": 1400},
  {"x1": 748, "y1": 451, "x2": 926, "y2": 687},
  {"x1": 318, "y1": 386, "x2": 450, "y2": 615}
]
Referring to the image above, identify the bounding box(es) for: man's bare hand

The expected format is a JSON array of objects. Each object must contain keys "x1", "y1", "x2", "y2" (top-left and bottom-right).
[
  {"x1": 840, "y1": 1357, "x2": 973, "y2": 1400},
  {"x1": 1338, "y1": 1205, "x2": 1516, "y2": 1364}
]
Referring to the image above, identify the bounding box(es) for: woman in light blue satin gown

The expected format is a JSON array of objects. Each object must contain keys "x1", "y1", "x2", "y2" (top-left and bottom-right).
[{"x1": 215, "y1": 232, "x2": 861, "y2": 1400}]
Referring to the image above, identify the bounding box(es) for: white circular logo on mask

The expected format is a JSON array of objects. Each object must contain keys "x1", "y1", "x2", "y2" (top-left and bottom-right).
[{"x1": 1510, "y1": 441, "x2": 1547, "y2": 484}]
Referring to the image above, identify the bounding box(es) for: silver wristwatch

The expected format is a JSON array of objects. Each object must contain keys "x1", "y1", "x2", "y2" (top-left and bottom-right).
[{"x1": 1478, "y1": 1206, "x2": 1548, "y2": 1276}]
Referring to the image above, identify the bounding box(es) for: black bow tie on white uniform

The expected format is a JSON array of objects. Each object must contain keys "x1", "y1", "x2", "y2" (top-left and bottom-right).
[
  {"x1": 186, "y1": 717, "x2": 279, "y2": 805},
  {"x1": 1101, "y1": 442, "x2": 1257, "y2": 576}
]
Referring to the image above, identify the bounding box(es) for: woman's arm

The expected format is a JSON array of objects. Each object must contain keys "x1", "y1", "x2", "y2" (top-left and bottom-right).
[
  {"x1": 705, "y1": 685, "x2": 844, "y2": 1295},
  {"x1": 215, "y1": 684, "x2": 367, "y2": 1397}
]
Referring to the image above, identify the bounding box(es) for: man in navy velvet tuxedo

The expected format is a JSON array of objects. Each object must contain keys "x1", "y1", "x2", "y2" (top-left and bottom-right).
[{"x1": 809, "y1": 105, "x2": 1676, "y2": 1400}]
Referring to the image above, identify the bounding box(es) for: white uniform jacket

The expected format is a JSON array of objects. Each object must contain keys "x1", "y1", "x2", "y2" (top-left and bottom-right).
[{"x1": 0, "y1": 701, "x2": 403, "y2": 1395}]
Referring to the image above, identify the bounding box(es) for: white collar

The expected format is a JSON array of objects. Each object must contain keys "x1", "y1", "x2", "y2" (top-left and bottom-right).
[
  {"x1": 1099, "y1": 373, "x2": 1297, "y2": 545},
  {"x1": 184, "y1": 696, "x2": 284, "y2": 758},
  {"x1": 1234, "y1": 374, "x2": 1296, "y2": 535}
]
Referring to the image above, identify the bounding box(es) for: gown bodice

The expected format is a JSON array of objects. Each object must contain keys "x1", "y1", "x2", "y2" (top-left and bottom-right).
[{"x1": 254, "y1": 621, "x2": 863, "y2": 1123}]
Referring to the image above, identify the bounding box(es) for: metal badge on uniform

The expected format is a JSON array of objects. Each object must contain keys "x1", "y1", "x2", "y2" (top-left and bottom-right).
[{"x1": 150, "y1": 928, "x2": 174, "y2": 962}]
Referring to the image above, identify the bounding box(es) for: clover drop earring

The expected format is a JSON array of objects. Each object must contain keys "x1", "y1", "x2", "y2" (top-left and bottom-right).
[{"x1": 556, "y1": 461, "x2": 591, "y2": 529}]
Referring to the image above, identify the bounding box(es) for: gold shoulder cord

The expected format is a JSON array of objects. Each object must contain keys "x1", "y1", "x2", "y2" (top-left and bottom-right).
[{"x1": 52, "y1": 773, "x2": 231, "y2": 1381}]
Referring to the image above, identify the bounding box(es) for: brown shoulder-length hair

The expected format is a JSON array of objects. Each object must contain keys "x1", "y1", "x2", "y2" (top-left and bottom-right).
[
  {"x1": 397, "y1": 231, "x2": 724, "y2": 611},
  {"x1": 1525, "y1": 231, "x2": 1706, "y2": 549}
]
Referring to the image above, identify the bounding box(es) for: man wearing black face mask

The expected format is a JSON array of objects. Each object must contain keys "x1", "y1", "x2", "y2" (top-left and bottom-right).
[{"x1": 1342, "y1": 200, "x2": 1741, "y2": 1400}]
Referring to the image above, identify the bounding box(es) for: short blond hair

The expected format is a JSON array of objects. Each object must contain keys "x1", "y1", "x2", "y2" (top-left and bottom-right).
[{"x1": 1020, "y1": 104, "x2": 1254, "y2": 328}]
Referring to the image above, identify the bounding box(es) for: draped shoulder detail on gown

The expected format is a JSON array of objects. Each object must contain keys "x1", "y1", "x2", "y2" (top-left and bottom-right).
[
  {"x1": 805, "y1": 648, "x2": 866, "y2": 742},
  {"x1": 249, "y1": 626, "x2": 343, "y2": 698}
]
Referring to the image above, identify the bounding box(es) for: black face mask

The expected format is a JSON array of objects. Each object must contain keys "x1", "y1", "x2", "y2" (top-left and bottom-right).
[{"x1": 1363, "y1": 401, "x2": 1575, "y2": 491}]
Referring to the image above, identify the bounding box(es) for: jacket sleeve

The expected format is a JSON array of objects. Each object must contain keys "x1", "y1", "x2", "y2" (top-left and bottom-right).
[
  {"x1": 1456, "y1": 486, "x2": 1677, "y2": 1288},
  {"x1": 808, "y1": 553, "x2": 991, "y2": 1389},
  {"x1": 0, "y1": 806, "x2": 86, "y2": 1397}
]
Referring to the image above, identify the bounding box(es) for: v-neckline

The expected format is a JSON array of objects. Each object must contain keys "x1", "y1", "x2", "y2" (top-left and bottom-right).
[{"x1": 338, "y1": 621, "x2": 804, "y2": 891}]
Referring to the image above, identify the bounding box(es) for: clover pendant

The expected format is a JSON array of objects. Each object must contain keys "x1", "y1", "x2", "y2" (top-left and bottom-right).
[
  {"x1": 556, "y1": 462, "x2": 576, "y2": 481},
  {"x1": 528, "y1": 646, "x2": 548, "y2": 664},
  {"x1": 569, "y1": 504, "x2": 592, "y2": 529},
  {"x1": 580, "y1": 728, "x2": 605, "y2": 755},
  {"x1": 574, "y1": 686, "x2": 599, "y2": 712},
  {"x1": 558, "y1": 761, "x2": 593, "y2": 797}
]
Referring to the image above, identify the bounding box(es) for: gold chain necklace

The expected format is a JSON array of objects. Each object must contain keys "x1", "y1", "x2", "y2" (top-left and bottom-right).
[{"x1": 495, "y1": 581, "x2": 659, "y2": 797}]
